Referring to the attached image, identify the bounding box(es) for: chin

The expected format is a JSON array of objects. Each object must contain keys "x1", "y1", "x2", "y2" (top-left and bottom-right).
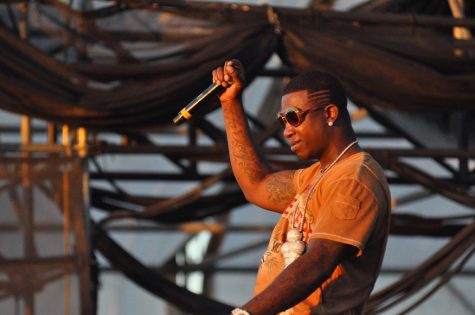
[
  {"x1": 298, "y1": 151, "x2": 319, "y2": 161},
  {"x1": 295, "y1": 152, "x2": 308, "y2": 161}
]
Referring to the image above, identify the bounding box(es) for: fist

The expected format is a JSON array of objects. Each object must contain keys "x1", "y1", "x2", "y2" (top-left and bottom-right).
[{"x1": 212, "y1": 59, "x2": 245, "y2": 103}]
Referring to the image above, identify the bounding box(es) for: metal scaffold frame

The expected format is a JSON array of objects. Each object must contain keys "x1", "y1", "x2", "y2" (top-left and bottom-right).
[
  {"x1": 0, "y1": 0, "x2": 474, "y2": 314},
  {"x1": 0, "y1": 65, "x2": 474, "y2": 314}
]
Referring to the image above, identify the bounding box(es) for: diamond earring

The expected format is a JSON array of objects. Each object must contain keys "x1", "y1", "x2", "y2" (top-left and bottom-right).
[{"x1": 328, "y1": 121, "x2": 334, "y2": 127}]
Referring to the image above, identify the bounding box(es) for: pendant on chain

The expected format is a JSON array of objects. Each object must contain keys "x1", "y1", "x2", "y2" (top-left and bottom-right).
[{"x1": 281, "y1": 228, "x2": 306, "y2": 268}]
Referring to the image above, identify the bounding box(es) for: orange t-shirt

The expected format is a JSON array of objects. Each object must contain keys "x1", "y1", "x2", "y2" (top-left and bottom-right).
[{"x1": 254, "y1": 152, "x2": 391, "y2": 315}]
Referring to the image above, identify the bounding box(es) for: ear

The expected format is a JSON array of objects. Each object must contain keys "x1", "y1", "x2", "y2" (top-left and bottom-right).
[{"x1": 325, "y1": 104, "x2": 339, "y2": 126}]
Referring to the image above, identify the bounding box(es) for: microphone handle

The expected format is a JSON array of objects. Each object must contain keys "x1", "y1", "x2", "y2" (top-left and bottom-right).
[{"x1": 173, "y1": 82, "x2": 222, "y2": 125}]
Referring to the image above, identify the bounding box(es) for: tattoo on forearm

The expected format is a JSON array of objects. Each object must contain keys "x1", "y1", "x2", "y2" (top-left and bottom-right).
[{"x1": 224, "y1": 105, "x2": 269, "y2": 184}]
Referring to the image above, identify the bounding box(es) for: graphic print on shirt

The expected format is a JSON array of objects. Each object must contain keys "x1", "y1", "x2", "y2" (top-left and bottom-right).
[{"x1": 257, "y1": 189, "x2": 315, "y2": 282}]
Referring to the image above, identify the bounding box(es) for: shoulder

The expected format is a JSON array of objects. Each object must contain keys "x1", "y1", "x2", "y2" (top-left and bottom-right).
[
  {"x1": 327, "y1": 152, "x2": 386, "y2": 185},
  {"x1": 322, "y1": 152, "x2": 390, "y2": 205}
]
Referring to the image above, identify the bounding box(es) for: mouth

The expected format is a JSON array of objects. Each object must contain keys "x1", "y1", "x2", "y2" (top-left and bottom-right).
[{"x1": 290, "y1": 140, "x2": 301, "y2": 152}]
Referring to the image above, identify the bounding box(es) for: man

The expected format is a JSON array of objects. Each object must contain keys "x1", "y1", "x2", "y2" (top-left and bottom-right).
[{"x1": 212, "y1": 60, "x2": 390, "y2": 315}]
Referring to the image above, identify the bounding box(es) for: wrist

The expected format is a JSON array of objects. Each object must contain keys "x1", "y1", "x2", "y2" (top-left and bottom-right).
[
  {"x1": 231, "y1": 307, "x2": 251, "y2": 315},
  {"x1": 220, "y1": 94, "x2": 243, "y2": 106}
]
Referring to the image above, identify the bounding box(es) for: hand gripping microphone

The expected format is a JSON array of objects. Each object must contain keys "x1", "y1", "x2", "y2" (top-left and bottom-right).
[{"x1": 173, "y1": 80, "x2": 232, "y2": 125}]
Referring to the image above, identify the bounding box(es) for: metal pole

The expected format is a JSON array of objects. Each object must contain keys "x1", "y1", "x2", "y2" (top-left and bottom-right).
[
  {"x1": 62, "y1": 159, "x2": 71, "y2": 315},
  {"x1": 18, "y1": 2, "x2": 35, "y2": 314},
  {"x1": 448, "y1": 0, "x2": 471, "y2": 181},
  {"x1": 47, "y1": 122, "x2": 57, "y2": 144},
  {"x1": 60, "y1": 124, "x2": 73, "y2": 315},
  {"x1": 448, "y1": 0, "x2": 472, "y2": 55},
  {"x1": 77, "y1": 128, "x2": 87, "y2": 158},
  {"x1": 188, "y1": 122, "x2": 198, "y2": 174},
  {"x1": 62, "y1": 125, "x2": 72, "y2": 157}
]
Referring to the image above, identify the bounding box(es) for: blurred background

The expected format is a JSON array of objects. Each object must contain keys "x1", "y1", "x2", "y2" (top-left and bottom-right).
[{"x1": 0, "y1": 0, "x2": 474, "y2": 314}]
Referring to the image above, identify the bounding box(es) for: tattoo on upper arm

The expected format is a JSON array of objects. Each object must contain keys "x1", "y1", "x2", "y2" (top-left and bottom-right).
[{"x1": 266, "y1": 171, "x2": 296, "y2": 206}]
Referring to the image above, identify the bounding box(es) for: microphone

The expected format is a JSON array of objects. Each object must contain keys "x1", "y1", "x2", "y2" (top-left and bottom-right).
[{"x1": 173, "y1": 81, "x2": 231, "y2": 125}]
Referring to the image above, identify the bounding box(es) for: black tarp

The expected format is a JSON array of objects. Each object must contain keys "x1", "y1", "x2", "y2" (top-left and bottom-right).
[{"x1": 1, "y1": 0, "x2": 475, "y2": 130}]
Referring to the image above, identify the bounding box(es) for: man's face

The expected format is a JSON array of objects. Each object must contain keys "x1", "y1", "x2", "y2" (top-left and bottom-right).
[{"x1": 280, "y1": 90, "x2": 327, "y2": 160}]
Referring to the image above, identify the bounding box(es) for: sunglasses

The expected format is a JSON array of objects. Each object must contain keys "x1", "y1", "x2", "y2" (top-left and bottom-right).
[{"x1": 278, "y1": 107, "x2": 325, "y2": 128}]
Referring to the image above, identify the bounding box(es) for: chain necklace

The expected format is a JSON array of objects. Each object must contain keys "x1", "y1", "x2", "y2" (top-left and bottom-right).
[{"x1": 281, "y1": 140, "x2": 359, "y2": 268}]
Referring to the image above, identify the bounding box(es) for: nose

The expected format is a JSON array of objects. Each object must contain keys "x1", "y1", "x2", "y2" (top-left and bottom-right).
[{"x1": 283, "y1": 123, "x2": 295, "y2": 139}]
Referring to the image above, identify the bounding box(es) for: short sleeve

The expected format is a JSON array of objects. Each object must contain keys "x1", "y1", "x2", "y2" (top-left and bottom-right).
[{"x1": 308, "y1": 177, "x2": 380, "y2": 256}]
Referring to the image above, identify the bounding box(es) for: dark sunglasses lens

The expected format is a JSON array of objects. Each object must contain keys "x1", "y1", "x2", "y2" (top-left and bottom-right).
[{"x1": 285, "y1": 111, "x2": 300, "y2": 126}]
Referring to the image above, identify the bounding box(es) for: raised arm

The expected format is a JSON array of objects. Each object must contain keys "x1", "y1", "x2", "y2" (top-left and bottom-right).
[{"x1": 213, "y1": 60, "x2": 295, "y2": 213}]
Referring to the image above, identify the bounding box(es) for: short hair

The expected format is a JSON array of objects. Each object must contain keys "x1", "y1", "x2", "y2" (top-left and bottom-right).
[{"x1": 283, "y1": 71, "x2": 348, "y2": 109}]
